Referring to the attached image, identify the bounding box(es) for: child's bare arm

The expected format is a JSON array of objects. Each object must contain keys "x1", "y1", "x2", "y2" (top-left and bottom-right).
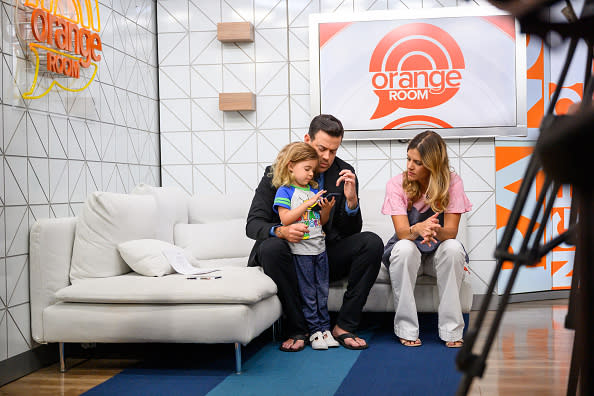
[{"x1": 278, "y1": 206, "x2": 306, "y2": 226}]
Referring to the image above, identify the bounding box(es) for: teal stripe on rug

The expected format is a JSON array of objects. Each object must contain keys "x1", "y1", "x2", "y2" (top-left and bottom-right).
[
  {"x1": 206, "y1": 332, "x2": 370, "y2": 396},
  {"x1": 80, "y1": 315, "x2": 465, "y2": 396}
]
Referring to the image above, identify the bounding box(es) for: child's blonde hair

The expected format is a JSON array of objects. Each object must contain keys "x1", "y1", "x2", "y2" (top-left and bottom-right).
[{"x1": 270, "y1": 142, "x2": 319, "y2": 189}]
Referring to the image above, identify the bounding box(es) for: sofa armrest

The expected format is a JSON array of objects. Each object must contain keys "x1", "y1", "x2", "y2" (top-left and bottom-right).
[{"x1": 29, "y1": 217, "x2": 77, "y2": 343}]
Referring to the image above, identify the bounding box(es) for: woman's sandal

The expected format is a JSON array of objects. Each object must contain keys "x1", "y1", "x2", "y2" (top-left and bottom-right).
[
  {"x1": 279, "y1": 334, "x2": 308, "y2": 352},
  {"x1": 399, "y1": 338, "x2": 422, "y2": 347},
  {"x1": 445, "y1": 339, "x2": 464, "y2": 348}
]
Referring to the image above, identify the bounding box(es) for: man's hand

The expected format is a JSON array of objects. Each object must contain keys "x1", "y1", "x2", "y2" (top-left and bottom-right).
[
  {"x1": 318, "y1": 196, "x2": 336, "y2": 225},
  {"x1": 276, "y1": 223, "x2": 309, "y2": 243},
  {"x1": 319, "y1": 196, "x2": 336, "y2": 212},
  {"x1": 336, "y1": 169, "x2": 358, "y2": 209}
]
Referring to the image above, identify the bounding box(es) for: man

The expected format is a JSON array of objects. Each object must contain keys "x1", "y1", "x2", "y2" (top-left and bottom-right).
[{"x1": 246, "y1": 114, "x2": 383, "y2": 351}]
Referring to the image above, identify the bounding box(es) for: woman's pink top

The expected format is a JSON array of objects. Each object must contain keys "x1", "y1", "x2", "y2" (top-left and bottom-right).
[
  {"x1": 380, "y1": 172, "x2": 472, "y2": 264},
  {"x1": 382, "y1": 173, "x2": 472, "y2": 216}
]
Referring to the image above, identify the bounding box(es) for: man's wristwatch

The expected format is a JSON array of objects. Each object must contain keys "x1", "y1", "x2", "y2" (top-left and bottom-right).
[{"x1": 274, "y1": 226, "x2": 283, "y2": 238}]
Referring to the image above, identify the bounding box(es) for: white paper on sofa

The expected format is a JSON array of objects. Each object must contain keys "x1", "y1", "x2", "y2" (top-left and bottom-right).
[{"x1": 162, "y1": 248, "x2": 219, "y2": 275}]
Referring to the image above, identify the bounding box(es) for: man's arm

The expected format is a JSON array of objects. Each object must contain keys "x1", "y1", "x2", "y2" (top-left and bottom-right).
[
  {"x1": 246, "y1": 168, "x2": 279, "y2": 241},
  {"x1": 246, "y1": 169, "x2": 310, "y2": 243},
  {"x1": 332, "y1": 178, "x2": 363, "y2": 236},
  {"x1": 327, "y1": 159, "x2": 363, "y2": 239}
]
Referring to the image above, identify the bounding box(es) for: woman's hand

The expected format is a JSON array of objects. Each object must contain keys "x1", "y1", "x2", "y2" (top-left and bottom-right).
[{"x1": 415, "y1": 213, "x2": 442, "y2": 246}]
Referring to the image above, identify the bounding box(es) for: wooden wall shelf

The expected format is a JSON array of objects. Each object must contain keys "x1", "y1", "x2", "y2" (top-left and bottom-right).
[
  {"x1": 219, "y1": 92, "x2": 256, "y2": 111},
  {"x1": 217, "y1": 22, "x2": 254, "y2": 43}
]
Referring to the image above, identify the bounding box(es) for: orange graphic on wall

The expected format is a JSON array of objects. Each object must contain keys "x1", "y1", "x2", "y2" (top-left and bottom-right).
[
  {"x1": 368, "y1": 23, "x2": 465, "y2": 121},
  {"x1": 496, "y1": 146, "x2": 574, "y2": 290},
  {"x1": 496, "y1": 146, "x2": 547, "y2": 271},
  {"x1": 549, "y1": 82, "x2": 583, "y2": 115},
  {"x1": 17, "y1": 0, "x2": 102, "y2": 99},
  {"x1": 526, "y1": 35, "x2": 545, "y2": 128},
  {"x1": 550, "y1": 185, "x2": 573, "y2": 289}
]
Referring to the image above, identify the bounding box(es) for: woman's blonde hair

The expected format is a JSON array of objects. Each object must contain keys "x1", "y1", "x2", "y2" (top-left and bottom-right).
[
  {"x1": 403, "y1": 130, "x2": 451, "y2": 212},
  {"x1": 270, "y1": 142, "x2": 319, "y2": 188}
]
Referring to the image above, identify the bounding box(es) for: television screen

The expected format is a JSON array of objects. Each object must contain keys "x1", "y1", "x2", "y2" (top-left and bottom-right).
[{"x1": 310, "y1": 7, "x2": 527, "y2": 139}]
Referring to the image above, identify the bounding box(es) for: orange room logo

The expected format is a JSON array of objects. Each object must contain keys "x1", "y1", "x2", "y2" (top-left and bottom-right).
[
  {"x1": 369, "y1": 23, "x2": 465, "y2": 120},
  {"x1": 16, "y1": 0, "x2": 102, "y2": 99}
]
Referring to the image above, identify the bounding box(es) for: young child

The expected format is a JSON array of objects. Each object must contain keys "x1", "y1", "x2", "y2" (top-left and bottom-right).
[{"x1": 271, "y1": 142, "x2": 340, "y2": 350}]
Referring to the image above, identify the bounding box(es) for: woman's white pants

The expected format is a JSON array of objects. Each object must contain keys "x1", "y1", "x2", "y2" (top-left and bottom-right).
[{"x1": 387, "y1": 239, "x2": 466, "y2": 342}]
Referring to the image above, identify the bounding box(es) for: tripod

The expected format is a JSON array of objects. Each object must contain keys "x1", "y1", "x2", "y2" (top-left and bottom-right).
[{"x1": 456, "y1": 1, "x2": 594, "y2": 394}]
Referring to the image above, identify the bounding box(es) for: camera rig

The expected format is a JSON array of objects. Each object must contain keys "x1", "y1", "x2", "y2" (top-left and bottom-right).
[{"x1": 455, "y1": 1, "x2": 594, "y2": 395}]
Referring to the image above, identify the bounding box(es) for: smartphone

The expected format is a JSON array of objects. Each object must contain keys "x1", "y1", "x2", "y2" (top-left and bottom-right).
[{"x1": 322, "y1": 192, "x2": 342, "y2": 200}]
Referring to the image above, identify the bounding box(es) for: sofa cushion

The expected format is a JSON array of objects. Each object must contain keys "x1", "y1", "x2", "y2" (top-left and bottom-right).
[
  {"x1": 174, "y1": 219, "x2": 253, "y2": 267},
  {"x1": 376, "y1": 264, "x2": 390, "y2": 284},
  {"x1": 131, "y1": 184, "x2": 189, "y2": 244},
  {"x1": 188, "y1": 194, "x2": 251, "y2": 223},
  {"x1": 70, "y1": 192, "x2": 158, "y2": 282},
  {"x1": 360, "y1": 190, "x2": 395, "y2": 244},
  {"x1": 183, "y1": 257, "x2": 248, "y2": 269},
  {"x1": 117, "y1": 239, "x2": 179, "y2": 277},
  {"x1": 55, "y1": 268, "x2": 277, "y2": 304}
]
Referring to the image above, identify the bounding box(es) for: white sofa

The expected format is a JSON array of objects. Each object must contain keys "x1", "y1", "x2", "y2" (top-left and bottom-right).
[
  {"x1": 29, "y1": 186, "x2": 472, "y2": 374},
  {"x1": 29, "y1": 186, "x2": 282, "y2": 374}
]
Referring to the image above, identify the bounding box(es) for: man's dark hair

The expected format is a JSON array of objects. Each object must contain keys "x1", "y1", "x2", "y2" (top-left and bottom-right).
[{"x1": 308, "y1": 114, "x2": 344, "y2": 139}]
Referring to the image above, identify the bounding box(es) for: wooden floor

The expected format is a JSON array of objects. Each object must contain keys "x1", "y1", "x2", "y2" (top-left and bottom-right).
[
  {"x1": 466, "y1": 299, "x2": 573, "y2": 395},
  {"x1": 0, "y1": 299, "x2": 574, "y2": 396}
]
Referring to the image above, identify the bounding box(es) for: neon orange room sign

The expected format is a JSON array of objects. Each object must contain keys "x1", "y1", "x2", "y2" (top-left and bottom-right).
[{"x1": 19, "y1": 0, "x2": 102, "y2": 99}]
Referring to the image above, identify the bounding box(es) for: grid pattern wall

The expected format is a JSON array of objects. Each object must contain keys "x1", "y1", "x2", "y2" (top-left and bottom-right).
[
  {"x1": 0, "y1": 0, "x2": 160, "y2": 363},
  {"x1": 157, "y1": 0, "x2": 498, "y2": 297}
]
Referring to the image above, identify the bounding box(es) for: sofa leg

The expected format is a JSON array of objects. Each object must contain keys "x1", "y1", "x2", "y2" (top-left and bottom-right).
[
  {"x1": 59, "y1": 342, "x2": 66, "y2": 373},
  {"x1": 234, "y1": 343, "x2": 242, "y2": 374},
  {"x1": 272, "y1": 319, "x2": 281, "y2": 342}
]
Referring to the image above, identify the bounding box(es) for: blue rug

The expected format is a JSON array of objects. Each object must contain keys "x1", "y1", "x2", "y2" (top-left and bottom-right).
[{"x1": 83, "y1": 313, "x2": 466, "y2": 396}]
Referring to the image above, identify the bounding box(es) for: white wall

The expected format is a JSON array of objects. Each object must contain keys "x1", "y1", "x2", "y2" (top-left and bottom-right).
[
  {"x1": 157, "y1": 0, "x2": 497, "y2": 297},
  {"x1": 0, "y1": 0, "x2": 160, "y2": 363}
]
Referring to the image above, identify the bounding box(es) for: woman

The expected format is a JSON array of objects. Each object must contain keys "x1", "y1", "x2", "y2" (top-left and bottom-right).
[{"x1": 381, "y1": 131, "x2": 472, "y2": 348}]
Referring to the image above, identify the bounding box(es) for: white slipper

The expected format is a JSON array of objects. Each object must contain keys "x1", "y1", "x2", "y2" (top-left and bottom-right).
[
  {"x1": 310, "y1": 331, "x2": 328, "y2": 350},
  {"x1": 322, "y1": 330, "x2": 340, "y2": 348}
]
